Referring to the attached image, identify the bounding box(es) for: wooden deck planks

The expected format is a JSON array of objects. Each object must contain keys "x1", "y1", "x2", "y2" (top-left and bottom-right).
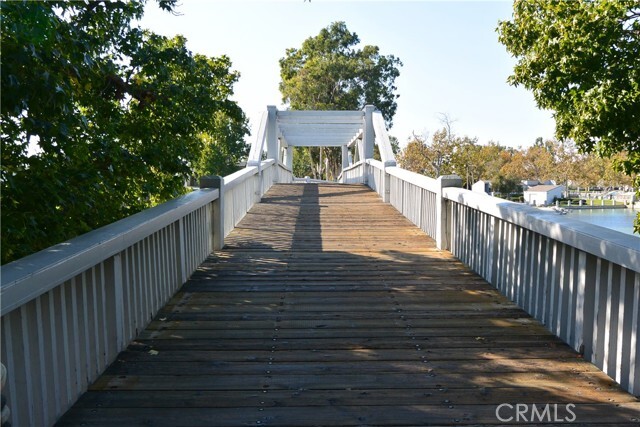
[{"x1": 57, "y1": 184, "x2": 640, "y2": 426}]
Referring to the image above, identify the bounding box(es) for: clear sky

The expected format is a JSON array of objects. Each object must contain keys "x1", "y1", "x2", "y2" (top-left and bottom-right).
[{"x1": 139, "y1": 0, "x2": 556, "y2": 148}]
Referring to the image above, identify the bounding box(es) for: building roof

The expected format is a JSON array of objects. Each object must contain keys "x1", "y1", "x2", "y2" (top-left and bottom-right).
[{"x1": 524, "y1": 185, "x2": 562, "y2": 193}]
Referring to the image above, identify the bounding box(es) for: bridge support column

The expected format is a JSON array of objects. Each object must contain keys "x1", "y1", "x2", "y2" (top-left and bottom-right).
[
  {"x1": 383, "y1": 165, "x2": 391, "y2": 203},
  {"x1": 200, "y1": 175, "x2": 224, "y2": 251},
  {"x1": 363, "y1": 105, "x2": 375, "y2": 160},
  {"x1": 266, "y1": 105, "x2": 278, "y2": 161},
  {"x1": 342, "y1": 145, "x2": 349, "y2": 170},
  {"x1": 285, "y1": 146, "x2": 293, "y2": 170},
  {"x1": 356, "y1": 140, "x2": 364, "y2": 163},
  {"x1": 436, "y1": 175, "x2": 462, "y2": 251}
]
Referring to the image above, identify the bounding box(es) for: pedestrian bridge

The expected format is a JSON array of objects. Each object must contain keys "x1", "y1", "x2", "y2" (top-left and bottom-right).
[{"x1": 1, "y1": 107, "x2": 639, "y2": 426}]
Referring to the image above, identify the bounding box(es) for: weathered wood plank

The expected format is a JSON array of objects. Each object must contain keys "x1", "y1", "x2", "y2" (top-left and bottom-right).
[
  {"x1": 144, "y1": 316, "x2": 544, "y2": 331},
  {"x1": 56, "y1": 403, "x2": 640, "y2": 426},
  {"x1": 121, "y1": 334, "x2": 578, "y2": 352},
  {"x1": 103, "y1": 358, "x2": 605, "y2": 376},
  {"x1": 138, "y1": 326, "x2": 555, "y2": 340},
  {"x1": 88, "y1": 371, "x2": 622, "y2": 393},
  {"x1": 118, "y1": 346, "x2": 583, "y2": 363},
  {"x1": 72, "y1": 387, "x2": 636, "y2": 409}
]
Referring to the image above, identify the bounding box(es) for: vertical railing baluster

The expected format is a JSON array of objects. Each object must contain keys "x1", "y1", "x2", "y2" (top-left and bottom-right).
[
  {"x1": 629, "y1": 273, "x2": 639, "y2": 395},
  {"x1": 47, "y1": 288, "x2": 61, "y2": 418},
  {"x1": 142, "y1": 238, "x2": 150, "y2": 321},
  {"x1": 592, "y1": 258, "x2": 604, "y2": 366},
  {"x1": 19, "y1": 305, "x2": 35, "y2": 425},
  {"x1": 113, "y1": 254, "x2": 125, "y2": 351},
  {"x1": 99, "y1": 263, "x2": 109, "y2": 368},
  {"x1": 555, "y1": 244, "x2": 566, "y2": 337},
  {"x1": 2, "y1": 317, "x2": 17, "y2": 426},
  {"x1": 565, "y1": 247, "x2": 577, "y2": 344},
  {"x1": 89, "y1": 267, "x2": 99, "y2": 375},
  {"x1": 176, "y1": 218, "x2": 187, "y2": 284},
  {"x1": 35, "y1": 296, "x2": 49, "y2": 424},
  {"x1": 81, "y1": 272, "x2": 92, "y2": 385},
  {"x1": 59, "y1": 283, "x2": 72, "y2": 408}
]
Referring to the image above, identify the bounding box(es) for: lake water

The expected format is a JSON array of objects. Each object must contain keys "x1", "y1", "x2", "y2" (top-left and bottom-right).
[{"x1": 568, "y1": 208, "x2": 639, "y2": 237}]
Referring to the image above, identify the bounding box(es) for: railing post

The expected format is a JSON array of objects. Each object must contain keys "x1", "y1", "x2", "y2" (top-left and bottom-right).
[
  {"x1": 363, "y1": 105, "x2": 374, "y2": 160},
  {"x1": 200, "y1": 176, "x2": 224, "y2": 251},
  {"x1": 266, "y1": 105, "x2": 278, "y2": 161},
  {"x1": 175, "y1": 218, "x2": 187, "y2": 284},
  {"x1": 0, "y1": 363, "x2": 9, "y2": 427},
  {"x1": 285, "y1": 146, "x2": 293, "y2": 171},
  {"x1": 113, "y1": 254, "x2": 125, "y2": 350},
  {"x1": 341, "y1": 145, "x2": 349, "y2": 170},
  {"x1": 383, "y1": 167, "x2": 391, "y2": 203},
  {"x1": 363, "y1": 161, "x2": 369, "y2": 186},
  {"x1": 356, "y1": 140, "x2": 364, "y2": 164},
  {"x1": 436, "y1": 175, "x2": 462, "y2": 251}
]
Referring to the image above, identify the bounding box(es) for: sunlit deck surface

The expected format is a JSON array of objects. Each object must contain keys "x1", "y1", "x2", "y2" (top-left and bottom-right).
[{"x1": 58, "y1": 184, "x2": 639, "y2": 426}]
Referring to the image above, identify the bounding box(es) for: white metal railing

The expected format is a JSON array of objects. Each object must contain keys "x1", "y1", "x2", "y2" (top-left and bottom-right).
[
  {"x1": 443, "y1": 187, "x2": 640, "y2": 396},
  {"x1": 387, "y1": 166, "x2": 439, "y2": 239},
  {"x1": 221, "y1": 160, "x2": 292, "y2": 240},
  {"x1": 365, "y1": 159, "x2": 386, "y2": 199},
  {"x1": 339, "y1": 160, "x2": 389, "y2": 201},
  {"x1": 0, "y1": 159, "x2": 283, "y2": 426},
  {"x1": 276, "y1": 163, "x2": 294, "y2": 185},
  {"x1": 0, "y1": 189, "x2": 218, "y2": 426},
  {"x1": 340, "y1": 160, "x2": 367, "y2": 185},
  {"x1": 344, "y1": 163, "x2": 640, "y2": 397}
]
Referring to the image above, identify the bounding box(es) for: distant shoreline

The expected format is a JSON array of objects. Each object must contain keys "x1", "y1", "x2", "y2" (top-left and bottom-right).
[{"x1": 564, "y1": 205, "x2": 629, "y2": 210}]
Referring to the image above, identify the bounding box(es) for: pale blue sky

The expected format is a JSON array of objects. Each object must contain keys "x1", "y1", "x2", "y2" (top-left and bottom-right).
[{"x1": 140, "y1": 0, "x2": 556, "y2": 148}]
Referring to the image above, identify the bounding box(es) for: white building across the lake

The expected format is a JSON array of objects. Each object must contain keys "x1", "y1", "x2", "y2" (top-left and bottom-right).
[{"x1": 524, "y1": 184, "x2": 564, "y2": 206}]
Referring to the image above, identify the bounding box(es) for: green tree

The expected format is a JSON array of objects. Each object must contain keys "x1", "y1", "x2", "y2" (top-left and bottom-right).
[
  {"x1": 450, "y1": 136, "x2": 480, "y2": 188},
  {"x1": 524, "y1": 144, "x2": 555, "y2": 182},
  {"x1": 397, "y1": 135, "x2": 432, "y2": 176},
  {"x1": 426, "y1": 128, "x2": 457, "y2": 178},
  {"x1": 498, "y1": 150, "x2": 526, "y2": 183},
  {"x1": 397, "y1": 129, "x2": 458, "y2": 179},
  {"x1": 279, "y1": 21, "x2": 402, "y2": 180},
  {"x1": 492, "y1": 174, "x2": 521, "y2": 197},
  {"x1": 477, "y1": 142, "x2": 511, "y2": 182},
  {"x1": 292, "y1": 146, "x2": 314, "y2": 178},
  {"x1": 498, "y1": 0, "x2": 640, "y2": 231},
  {"x1": 1, "y1": 1, "x2": 248, "y2": 263},
  {"x1": 193, "y1": 110, "x2": 249, "y2": 179},
  {"x1": 547, "y1": 139, "x2": 577, "y2": 190},
  {"x1": 601, "y1": 153, "x2": 635, "y2": 189}
]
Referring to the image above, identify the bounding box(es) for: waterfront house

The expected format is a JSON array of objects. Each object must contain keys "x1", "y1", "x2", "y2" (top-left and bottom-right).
[
  {"x1": 472, "y1": 179, "x2": 492, "y2": 195},
  {"x1": 523, "y1": 184, "x2": 564, "y2": 206}
]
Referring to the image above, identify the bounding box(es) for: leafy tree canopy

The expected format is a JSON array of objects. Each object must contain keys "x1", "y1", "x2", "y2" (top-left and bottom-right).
[
  {"x1": 1, "y1": 1, "x2": 249, "y2": 263},
  {"x1": 280, "y1": 21, "x2": 402, "y2": 124},
  {"x1": 397, "y1": 137, "x2": 433, "y2": 177},
  {"x1": 497, "y1": 0, "x2": 640, "y2": 229},
  {"x1": 279, "y1": 22, "x2": 402, "y2": 180}
]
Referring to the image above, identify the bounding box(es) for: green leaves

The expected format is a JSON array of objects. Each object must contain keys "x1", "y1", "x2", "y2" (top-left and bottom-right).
[
  {"x1": 1, "y1": 1, "x2": 248, "y2": 263},
  {"x1": 280, "y1": 21, "x2": 402, "y2": 125}
]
